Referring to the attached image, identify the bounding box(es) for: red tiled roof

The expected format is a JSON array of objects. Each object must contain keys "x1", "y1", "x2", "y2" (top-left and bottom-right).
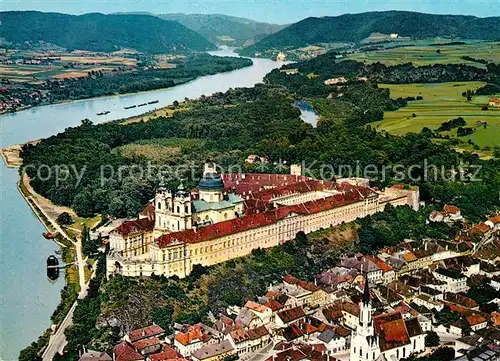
[
  {"x1": 114, "y1": 218, "x2": 155, "y2": 238},
  {"x1": 132, "y1": 337, "x2": 160, "y2": 351},
  {"x1": 402, "y1": 252, "x2": 417, "y2": 262},
  {"x1": 265, "y1": 299, "x2": 284, "y2": 312},
  {"x1": 471, "y1": 223, "x2": 490, "y2": 234},
  {"x1": 366, "y1": 256, "x2": 393, "y2": 273},
  {"x1": 277, "y1": 306, "x2": 306, "y2": 323},
  {"x1": 245, "y1": 300, "x2": 270, "y2": 313},
  {"x1": 113, "y1": 342, "x2": 143, "y2": 361},
  {"x1": 374, "y1": 312, "x2": 410, "y2": 352},
  {"x1": 149, "y1": 345, "x2": 181, "y2": 361},
  {"x1": 128, "y1": 324, "x2": 165, "y2": 343},
  {"x1": 139, "y1": 202, "x2": 155, "y2": 220},
  {"x1": 466, "y1": 314, "x2": 487, "y2": 326},
  {"x1": 443, "y1": 205, "x2": 460, "y2": 215},
  {"x1": 175, "y1": 328, "x2": 203, "y2": 346},
  {"x1": 488, "y1": 216, "x2": 500, "y2": 224},
  {"x1": 157, "y1": 188, "x2": 370, "y2": 248}
]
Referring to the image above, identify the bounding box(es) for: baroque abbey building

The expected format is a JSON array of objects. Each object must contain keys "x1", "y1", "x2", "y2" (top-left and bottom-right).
[{"x1": 107, "y1": 163, "x2": 419, "y2": 279}]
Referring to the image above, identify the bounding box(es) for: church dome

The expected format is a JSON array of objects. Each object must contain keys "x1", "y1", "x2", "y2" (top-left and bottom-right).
[{"x1": 198, "y1": 172, "x2": 224, "y2": 191}]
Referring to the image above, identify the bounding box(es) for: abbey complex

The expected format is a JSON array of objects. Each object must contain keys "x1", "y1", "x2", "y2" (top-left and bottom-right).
[{"x1": 106, "y1": 163, "x2": 419, "y2": 279}]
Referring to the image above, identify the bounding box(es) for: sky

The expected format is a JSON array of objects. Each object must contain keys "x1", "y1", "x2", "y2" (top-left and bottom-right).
[{"x1": 2, "y1": 0, "x2": 499, "y2": 24}]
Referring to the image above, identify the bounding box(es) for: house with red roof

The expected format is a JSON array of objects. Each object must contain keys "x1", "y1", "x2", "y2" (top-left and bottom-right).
[
  {"x1": 275, "y1": 306, "x2": 306, "y2": 328},
  {"x1": 174, "y1": 324, "x2": 222, "y2": 357},
  {"x1": 125, "y1": 324, "x2": 165, "y2": 344},
  {"x1": 112, "y1": 342, "x2": 143, "y2": 361},
  {"x1": 244, "y1": 301, "x2": 273, "y2": 324}
]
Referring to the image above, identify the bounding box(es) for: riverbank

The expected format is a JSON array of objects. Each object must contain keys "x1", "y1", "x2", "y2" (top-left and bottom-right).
[
  {"x1": 0, "y1": 53, "x2": 253, "y2": 116},
  {"x1": 1, "y1": 48, "x2": 284, "y2": 359},
  {"x1": 13, "y1": 163, "x2": 87, "y2": 359}
]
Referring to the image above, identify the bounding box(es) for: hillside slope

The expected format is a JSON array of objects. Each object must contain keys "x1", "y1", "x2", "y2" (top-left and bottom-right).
[
  {"x1": 158, "y1": 13, "x2": 287, "y2": 46},
  {"x1": 0, "y1": 11, "x2": 216, "y2": 53},
  {"x1": 241, "y1": 11, "x2": 500, "y2": 54}
]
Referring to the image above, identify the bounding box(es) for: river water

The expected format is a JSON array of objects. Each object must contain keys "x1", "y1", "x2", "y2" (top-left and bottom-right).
[{"x1": 0, "y1": 49, "x2": 285, "y2": 361}]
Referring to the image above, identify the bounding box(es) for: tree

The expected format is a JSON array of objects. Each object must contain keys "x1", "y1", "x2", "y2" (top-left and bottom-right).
[
  {"x1": 56, "y1": 212, "x2": 73, "y2": 225},
  {"x1": 425, "y1": 331, "x2": 440, "y2": 347}
]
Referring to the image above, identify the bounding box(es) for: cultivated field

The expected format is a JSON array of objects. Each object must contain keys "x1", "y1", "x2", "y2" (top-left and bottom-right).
[
  {"x1": 348, "y1": 41, "x2": 500, "y2": 67},
  {"x1": 371, "y1": 82, "x2": 500, "y2": 147},
  {"x1": 0, "y1": 49, "x2": 137, "y2": 83}
]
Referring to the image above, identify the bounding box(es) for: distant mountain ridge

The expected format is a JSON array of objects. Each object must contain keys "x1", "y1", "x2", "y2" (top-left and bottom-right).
[
  {"x1": 0, "y1": 11, "x2": 216, "y2": 53},
  {"x1": 157, "y1": 13, "x2": 287, "y2": 47},
  {"x1": 241, "y1": 11, "x2": 500, "y2": 54}
]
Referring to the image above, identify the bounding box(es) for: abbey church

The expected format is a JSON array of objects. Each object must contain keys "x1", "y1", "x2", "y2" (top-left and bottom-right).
[{"x1": 107, "y1": 163, "x2": 419, "y2": 278}]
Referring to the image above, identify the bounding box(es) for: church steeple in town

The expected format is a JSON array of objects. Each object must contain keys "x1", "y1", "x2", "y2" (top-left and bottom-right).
[{"x1": 363, "y1": 272, "x2": 371, "y2": 306}]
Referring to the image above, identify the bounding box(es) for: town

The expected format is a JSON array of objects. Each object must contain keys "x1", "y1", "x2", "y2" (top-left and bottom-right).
[
  {"x1": 84, "y1": 201, "x2": 500, "y2": 361},
  {"x1": 71, "y1": 163, "x2": 500, "y2": 361}
]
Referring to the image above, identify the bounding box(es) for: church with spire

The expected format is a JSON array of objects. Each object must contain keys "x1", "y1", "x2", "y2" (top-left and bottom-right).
[
  {"x1": 154, "y1": 162, "x2": 244, "y2": 236},
  {"x1": 350, "y1": 277, "x2": 426, "y2": 361}
]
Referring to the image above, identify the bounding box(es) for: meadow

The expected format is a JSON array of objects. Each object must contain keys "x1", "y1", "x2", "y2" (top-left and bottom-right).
[
  {"x1": 0, "y1": 50, "x2": 136, "y2": 84},
  {"x1": 371, "y1": 82, "x2": 500, "y2": 148},
  {"x1": 348, "y1": 41, "x2": 500, "y2": 67}
]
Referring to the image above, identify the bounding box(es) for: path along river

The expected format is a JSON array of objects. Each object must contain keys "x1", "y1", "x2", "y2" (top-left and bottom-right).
[{"x1": 0, "y1": 48, "x2": 291, "y2": 361}]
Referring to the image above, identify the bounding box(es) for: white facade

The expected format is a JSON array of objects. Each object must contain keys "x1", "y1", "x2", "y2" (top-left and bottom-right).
[{"x1": 432, "y1": 270, "x2": 468, "y2": 293}]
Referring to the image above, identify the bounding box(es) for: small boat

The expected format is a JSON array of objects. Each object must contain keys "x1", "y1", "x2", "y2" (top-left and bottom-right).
[
  {"x1": 54, "y1": 249, "x2": 62, "y2": 255},
  {"x1": 124, "y1": 105, "x2": 137, "y2": 109},
  {"x1": 137, "y1": 103, "x2": 147, "y2": 107},
  {"x1": 47, "y1": 255, "x2": 60, "y2": 282},
  {"x1": 43, "y1": 232, "x2": 55, "y2": 239},
  {"x1": 97, "y1": 111, "x2": 106, "y2": 115},
  {"x1": 148, "y1": 100, "x2": 159, "y2": 104}
]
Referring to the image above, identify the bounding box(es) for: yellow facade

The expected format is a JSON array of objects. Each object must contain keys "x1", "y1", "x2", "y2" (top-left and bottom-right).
[{"x1": 108, "y1": 189, "x2": 416, "y2": 279}]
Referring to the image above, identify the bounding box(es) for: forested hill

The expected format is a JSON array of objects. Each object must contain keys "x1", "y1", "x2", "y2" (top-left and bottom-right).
[
  {"x1": 0, "y1": 11, "x2": 216, "y2": 53},
  {"x1": 157, "y1": 13, "x2": 287, "y2": 47},
  {"x1": 241, "y1": 11, "x2": 500, "y2": 54}
]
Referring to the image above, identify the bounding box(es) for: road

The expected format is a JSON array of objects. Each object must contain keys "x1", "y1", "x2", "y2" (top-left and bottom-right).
[{"x1": 41, "y1": 259, "x2": 98, "y2": 361}]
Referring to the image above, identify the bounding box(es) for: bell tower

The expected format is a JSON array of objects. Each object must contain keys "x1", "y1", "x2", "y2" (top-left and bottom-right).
[
  {"x1": 170, "y1": 181, "x2": 192, "y2": 231},
  {"x1": 155, "y1": 176, "x2": 172, "y2": 232},
  {"x1": 349, "y1": 276, "x2": 380, "y2": 361}
]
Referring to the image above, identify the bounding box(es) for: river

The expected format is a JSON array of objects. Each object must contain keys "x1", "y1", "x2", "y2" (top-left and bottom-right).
[{"x1": 0, "y1": 49, "x2": 286, "y2": 361}]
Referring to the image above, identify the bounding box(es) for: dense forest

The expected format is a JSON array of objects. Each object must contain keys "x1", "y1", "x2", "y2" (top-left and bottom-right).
[
  {"x1": 280, "y1": 53, "x2": 498, "y2": 84},
  {"x1": 240, "y1": 11, "x2": 500, "y2": 55},
  {"x1": 158, "y1": 13, "x2": 286, "y2": 47},
  {"x1": 44, "y1": 54, "x2": 253, "y2": 101},
  {"x1": 19, "y1": 37, "x2": 500, "y2": 361},
  {"x1": 21, "y1": 76, "x2": 500, "y2": 222},
  {"x1": 0, "y1": 11, "x2": 215, "y2": 53}
]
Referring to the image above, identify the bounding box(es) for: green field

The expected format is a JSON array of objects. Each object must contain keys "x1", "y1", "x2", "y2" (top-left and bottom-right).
[
  {"x1": 371, "y1": 82, "x2": 500, "y2": 147},
  {"x1": 348, "y1": 41, "x2": 500, "y2": 67}
]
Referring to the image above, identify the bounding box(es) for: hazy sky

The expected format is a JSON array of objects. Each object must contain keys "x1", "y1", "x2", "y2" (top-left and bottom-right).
[{"x1": 2, "y1": 0, "x2": 499, "y2": 24}]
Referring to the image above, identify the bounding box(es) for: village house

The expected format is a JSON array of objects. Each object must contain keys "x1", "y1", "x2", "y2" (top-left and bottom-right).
[
  {"x1": 226, "y1": 325, "x2": 270, "y2": 355},
  {"x1": 125, "y1": 324, "x2": 165, "y2": 344},
  {"x1": 112, "y1": 342, "x2": 144, "y2": 361},
  {"x1": 314, "y1": 328, "x2": 347, "y2": 354},
  {"x1": 488, "y1": 97, "x2": 500, "y2": 107},
  {"x1": 432, "y1": 268, "x2": 468, "y2": 293},
  {"x1": 275, "y1": 306, "x2": 307, "y2": 328},
  {"x1": 174, "y1": 324, "x2": 221, "y2": 357},
  {"x1": 191, "y1": 339, "x2": 234, "y2": 361}
]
